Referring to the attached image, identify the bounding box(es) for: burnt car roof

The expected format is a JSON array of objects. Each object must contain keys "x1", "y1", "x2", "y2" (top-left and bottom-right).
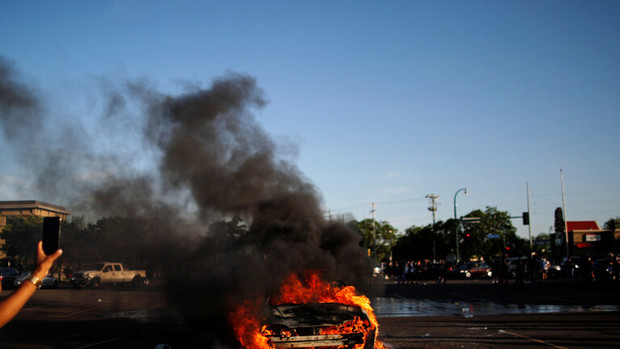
[{"x1": 266, "y1": 303, "x2": 369, "y2": 328}]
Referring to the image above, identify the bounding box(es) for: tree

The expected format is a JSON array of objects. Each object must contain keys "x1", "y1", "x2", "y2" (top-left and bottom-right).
[
  {"x1": 208, "y1": 216, "x2": 248, "y2": 241},
  {"x1": 391, "y1": 219, "x2": 457, "y2": 263},
  {"x1": 348, "y1": 219, "x2": 397, "y2": 262},
  {"x1": 461, "y1": 207, "x2": 522, "y2": 260},
  {"x1": 392, "y1": 225, "x2": 434, "y2": 262},
  {"x1": 532, "y1": 233, "x2": 551, "y2": 257},
  {"x1": 604, "y1": 217, "x2": 620, "y2": 231},
  {"x1": 0, "y1": 215, "x2": 41, "y2": 267}
]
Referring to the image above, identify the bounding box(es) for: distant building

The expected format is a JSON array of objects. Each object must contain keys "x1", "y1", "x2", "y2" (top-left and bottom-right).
[
  {"x1": 551, "y1": 220, "x2": 620, "y2": 260},
  {"x1": 0, "y1": 201, "x2": 71, "y2": 259}
]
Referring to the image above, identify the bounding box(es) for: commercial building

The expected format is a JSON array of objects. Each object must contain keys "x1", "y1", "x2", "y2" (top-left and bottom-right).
[
  {"x1": 0, "y1": 200, "x2": 71, "y2": 259},
  {"x1": 551, "y1": 220, "x2": 620, "y2": 260}
]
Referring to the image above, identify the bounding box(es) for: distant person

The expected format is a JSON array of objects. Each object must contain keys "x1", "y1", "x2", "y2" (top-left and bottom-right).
[
  {"x1": 565, "y1": 257, "x2": 575, "y2": 281},
  {"x1": 542, "y1": 258, "x2": 550, "y2": 280},
  {"x1": 499, "y1": 257, "x2": 509, "y2": 287},
  {"x1": 582, "y1": 256, "x2": 594, "y2": 283},
  {"x1": 514, "y1": 259, "x2": 525, "y2": 289},
  {"x1": 527, "y1": 254, "x2": 537, "y2": 283},
  {"x1": 491, "y1": 259, "x2": 499, "y2": 284},
  {"x1": 0, "y1": 241, "x2": 62, "y2": 328}
]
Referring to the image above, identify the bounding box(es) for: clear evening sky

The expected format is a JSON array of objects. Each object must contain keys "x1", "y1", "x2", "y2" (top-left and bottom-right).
[{"x1": 1, "y1": 1, "x2": 619, "y2": 239}]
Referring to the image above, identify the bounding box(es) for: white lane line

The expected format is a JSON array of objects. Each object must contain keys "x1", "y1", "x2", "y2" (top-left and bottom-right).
[
  {"x1": 499, "y1": 329, "x2": 569, "y2": 349},
  {"x1": 74, "y1": 336, "x2": 126, "y2": 349}
]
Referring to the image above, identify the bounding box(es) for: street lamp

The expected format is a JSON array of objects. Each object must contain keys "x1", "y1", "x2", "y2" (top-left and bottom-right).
[{"x1": 454, "y1": 188, "x2": 468, "y2": 262}]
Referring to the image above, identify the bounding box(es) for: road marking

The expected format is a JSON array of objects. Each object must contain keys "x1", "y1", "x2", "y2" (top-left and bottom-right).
[
  {"x1": 75, "y1": 336, "x2": 125, "y2": 349},
  {"x1": 445, "y1": 292, "x2": 490, "y2": 302},
  {"x1": 499, "y1": 329, "x2": 569, "y2": 349},
  {"x1": 61, "y1": 306, "x2": 103, "y2": 318}
]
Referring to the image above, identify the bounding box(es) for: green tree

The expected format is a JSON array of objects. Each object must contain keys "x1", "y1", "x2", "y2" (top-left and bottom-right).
[
  {"x1": 60, "y1": 216, "x2": 104, "y2": 267},
  {"x1": 208, "y1": 216, "x2": 248, "y2": 241},
  {"x1": 348, "y1": 219, "x2": 396, "y2": 262},
  {"x1": 391, "y1": 219, "x2": 457, "y2": 263},
  {"x1": 0, "y1": 215, "x2": 41, "y2": 266},
  {"x1": 604, "y1": 217, "x2": 620, "y2": 231},
  {"x1": 532, "y1": 233, "x2": 551, "y2": 257},
  {"x1": 392, "y1": 225, "x2": 434, "y2": 261},
  {"x1": 461, "y1": 207, "x2": 522, "y2": 260}
]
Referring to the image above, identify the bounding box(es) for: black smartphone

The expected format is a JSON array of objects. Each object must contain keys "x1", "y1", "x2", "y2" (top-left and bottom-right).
[{"x1": 42, "y1": 217, "x2": 61, "y2": 255}]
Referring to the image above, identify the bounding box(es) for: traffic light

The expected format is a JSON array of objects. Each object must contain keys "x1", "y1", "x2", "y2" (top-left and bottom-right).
[{"x1": 522, "y1": 212, "x2": 529, "y2": 225}]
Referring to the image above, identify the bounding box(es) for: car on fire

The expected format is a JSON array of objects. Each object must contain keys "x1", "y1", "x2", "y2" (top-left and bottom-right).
[{"x1": 261, "y1": 302, "x2": 376, "y2": 348}]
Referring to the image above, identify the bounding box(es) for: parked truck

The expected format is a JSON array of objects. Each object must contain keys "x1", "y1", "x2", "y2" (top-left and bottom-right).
[{"x1": 70, "y1": 262, "x2": 147, "y2": 288}]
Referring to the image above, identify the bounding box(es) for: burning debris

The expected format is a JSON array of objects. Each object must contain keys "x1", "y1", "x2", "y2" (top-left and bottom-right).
[{"x1": 0, "y1": 56, "x2": 379, "y2": 347}]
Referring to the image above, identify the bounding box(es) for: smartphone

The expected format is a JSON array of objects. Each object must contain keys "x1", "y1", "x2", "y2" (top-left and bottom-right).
[{"x1": 42, "y1": 217, "x2": 61, "y2": 255}]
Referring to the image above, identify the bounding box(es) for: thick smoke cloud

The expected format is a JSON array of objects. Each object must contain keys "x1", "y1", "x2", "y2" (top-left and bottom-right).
[
  {"x1": 0, "y1": 57, "x2": 42, "y2": 139},
  {"x1": 0, "y1": 57, "x2": 371, "y2": 346}
]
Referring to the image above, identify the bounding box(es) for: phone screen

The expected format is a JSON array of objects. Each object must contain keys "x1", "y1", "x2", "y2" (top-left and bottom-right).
[{"x1": 42, "y1": 217, "x2": 61, "y2": 255}]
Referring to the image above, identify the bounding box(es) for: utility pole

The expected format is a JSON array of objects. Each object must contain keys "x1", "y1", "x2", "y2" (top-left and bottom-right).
[
  {"x1": 371, "y1": 202, "x2": 376, "y2": 259},
  {"x1": 426, "y1": 194, "x2": 439, "y2": 262},
  {"x1": 561, "y1": 170, "x2": 569, "y2": 258},
  {"x1": 426, "y1": 194, "x2": 439, "y2": 225},
  {"x1": 526, "y1": 182, "x2": 532, "y2": 250}
]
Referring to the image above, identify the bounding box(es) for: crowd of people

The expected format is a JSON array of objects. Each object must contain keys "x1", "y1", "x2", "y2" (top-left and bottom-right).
[
  {"x1": 563, "y1": 253, "x2": 620, "y2": 282},
  {"x1": 382, "y1": 260, "x2": 448, "y2": 285},
  {"x1": 379, "y1": 252, "x2": 620, "y2": 287}
]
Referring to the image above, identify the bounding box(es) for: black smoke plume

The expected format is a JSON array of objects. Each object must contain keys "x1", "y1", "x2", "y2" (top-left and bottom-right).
[{"x1": 0, "y1": 57, "x2": 371, "y2": 346}]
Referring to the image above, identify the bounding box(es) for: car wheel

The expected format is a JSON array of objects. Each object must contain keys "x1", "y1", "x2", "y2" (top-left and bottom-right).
[
  {"x1": 132, "y1": 276, "x2": 143, "y2": 287},
  {"x1": 90, "y1": 278, "x2": 101, "y2": 289}
]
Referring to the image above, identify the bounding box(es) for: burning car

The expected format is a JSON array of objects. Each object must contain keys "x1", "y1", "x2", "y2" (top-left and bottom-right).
[
  {"x1": 230, "y1": 272, "x2": 384, "y2": 349},
  {"x1": 261, "y1": 302, "x2": 376, "y2": 348}
]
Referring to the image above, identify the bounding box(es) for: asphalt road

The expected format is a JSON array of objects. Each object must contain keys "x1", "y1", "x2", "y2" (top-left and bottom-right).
[
  {"x1": 371, "y1": 278, "x2": 620, "y2": 348},
  {"x1": 0, "y1": 279, "x2": 618, "y2": 348}
]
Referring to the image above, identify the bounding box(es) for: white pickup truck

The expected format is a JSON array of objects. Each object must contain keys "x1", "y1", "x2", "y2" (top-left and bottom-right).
[{"x1": 70, "y1": 262, "x2": 147, "y2": 288}]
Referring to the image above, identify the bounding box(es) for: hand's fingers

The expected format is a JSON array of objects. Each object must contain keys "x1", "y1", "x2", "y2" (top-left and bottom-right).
[
  {"x1": 36, "y1": 241, "x2": 45, "y2": 264},
  {"x1": 47, "y1": 249, "x2": 63, "y2": 263}
]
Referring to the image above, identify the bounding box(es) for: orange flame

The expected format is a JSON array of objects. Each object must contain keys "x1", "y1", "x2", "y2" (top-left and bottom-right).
[{"x1": 229, "y1": 271, "x2": 387, "y2": 348}]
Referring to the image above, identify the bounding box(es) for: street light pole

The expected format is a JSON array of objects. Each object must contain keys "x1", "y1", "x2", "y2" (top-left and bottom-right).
[{"x1": 454, "y1": 188, "x2": 468, "y2": 263}]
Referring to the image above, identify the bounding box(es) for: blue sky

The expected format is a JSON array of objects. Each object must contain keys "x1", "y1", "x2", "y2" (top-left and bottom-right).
[{"x1": 1, "y1": 1, "x2": 619, "y2": 239}]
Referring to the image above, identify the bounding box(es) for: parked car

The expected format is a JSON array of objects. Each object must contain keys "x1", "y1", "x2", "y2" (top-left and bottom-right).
[
  {"x1": 71, "y1": 262, "x2": 147, "y2": 288},
  {"x1": 451, "y1": 262, "x2": 492, "y2": 279},
  {"x1": 0, "y1": 267, "x2": 20, "y2": 289},
  {"x1": 561, "y1": 256, "x2": 583, "y2": 280},
  {"x1": 13, "y1": 271, "x2": 59, "y2": 289},
  {"x1": 464, "y1": 262, "x2": 493, "y2": 278},
  {"x1": 593, "y1": 258, "x2": 616, "y2": 281},
  {"x1": 547, "y1": 263, "x2": 562, "y2": 279},
  {"x1": 506, "y1": 257, "x2": 528, "y2": 278}
]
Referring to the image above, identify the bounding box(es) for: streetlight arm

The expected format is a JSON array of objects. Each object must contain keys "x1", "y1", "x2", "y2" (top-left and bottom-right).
[
  {"x1": 453, "y1": 187, "x2": 467, "y2": 263},
  {"x1": 454, "y1": 188, "x2": 467, "y2": 219}
]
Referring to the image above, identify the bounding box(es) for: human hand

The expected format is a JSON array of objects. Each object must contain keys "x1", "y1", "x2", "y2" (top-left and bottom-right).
[{"x1": 33, "y1": 241, "x2": 63, "y2": 280}]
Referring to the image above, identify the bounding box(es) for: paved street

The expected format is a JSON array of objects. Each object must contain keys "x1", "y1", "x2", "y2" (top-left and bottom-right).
[
  {"x1": 372, "y1": 278, "x2": 620, "y2": 348},
  {"x1": 0, "y1": 279, "x2": 618, "y2": 348}
]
